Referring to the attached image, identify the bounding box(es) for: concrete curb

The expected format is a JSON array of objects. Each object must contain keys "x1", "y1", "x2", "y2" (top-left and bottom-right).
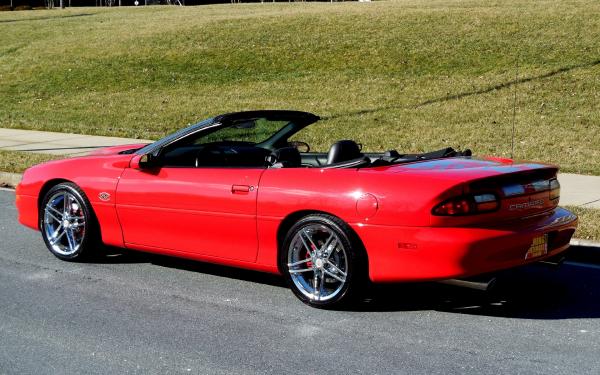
[
  {"x1": 569, "y1": 238, "x2": 600, "y2": 248},
  {"x1": 0, "y1": 172, "x2": 22, "y2": 188}
]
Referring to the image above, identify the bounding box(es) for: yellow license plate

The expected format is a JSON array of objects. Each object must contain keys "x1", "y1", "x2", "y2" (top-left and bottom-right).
[{"x1": 525, "y1": 234, "x2": 548, "y2": 260}]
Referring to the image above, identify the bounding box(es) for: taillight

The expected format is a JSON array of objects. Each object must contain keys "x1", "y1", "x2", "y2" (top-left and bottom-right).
[
  {"x1": 474, "y1": 193, "x2": 499, "y2": 211},
  {"x1": 433, "y1": 193, "x2": 499, "y2": 216},
  {"x1": 433, "y1": 197, "x2": 473, "y2": 216},
  {"x1": 549, "y1": 178, "x2": 560, "y2": 201}
]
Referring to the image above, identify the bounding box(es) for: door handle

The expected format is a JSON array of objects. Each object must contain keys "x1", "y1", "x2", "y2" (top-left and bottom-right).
[{"x1": 231, "y1": 185, "x2": 253, "y2": 194}]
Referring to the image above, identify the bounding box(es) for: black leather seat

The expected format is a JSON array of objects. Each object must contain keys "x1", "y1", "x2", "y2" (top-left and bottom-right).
[
  {"x1": 326, "y1": 140, "x2": 363, "y2": 164},
  {"x1": 266, "y1": 147, "x2": 301, "y2": 168},
  {"x1": 323, "y1": 140, "x2": 370, "y2": 169}
]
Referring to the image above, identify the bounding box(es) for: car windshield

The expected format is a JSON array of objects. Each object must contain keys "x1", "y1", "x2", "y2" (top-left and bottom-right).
[
  {"x1": 136, "y1": 117, "x2": 215, "y2": 155},
  {"x1": 192, "y1": 117, "x2": 291, "y2": 146}
]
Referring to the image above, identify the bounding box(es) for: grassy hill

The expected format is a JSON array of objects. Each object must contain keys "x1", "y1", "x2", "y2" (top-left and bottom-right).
[{"x1": 1, "y1": 0, "x2": 599, "y2": 174}]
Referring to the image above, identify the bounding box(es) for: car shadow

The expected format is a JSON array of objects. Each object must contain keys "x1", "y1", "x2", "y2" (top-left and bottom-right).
[
  {"x1": 91, "y1": 246, "x2": 151, "y2": 264},
  {"x1": 355, "y1": 262, "x2": 600, "y2": 319},
  {"x1": 95, "y1": 247, "x2": 287, "y2": 288},
  {"x1": 93, "y1": 246, "x2": 600, "y2": 319}
]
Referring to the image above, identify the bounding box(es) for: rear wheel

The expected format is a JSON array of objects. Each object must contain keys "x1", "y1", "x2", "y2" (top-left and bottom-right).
[
  {"x1": 40, "y1": 183, "x2": 99, "y2": 261},
  {"x1": 280, "y1": 214, "x2": 366, "y2": 308}
]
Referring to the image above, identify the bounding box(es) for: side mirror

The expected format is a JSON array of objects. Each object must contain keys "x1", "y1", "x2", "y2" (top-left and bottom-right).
[
  {"x1": 130, "y1": 153, "x2": 160, "y2": 170},
  {"x1": 288, "y1": 141, "x2": 310, "y2": 153}
]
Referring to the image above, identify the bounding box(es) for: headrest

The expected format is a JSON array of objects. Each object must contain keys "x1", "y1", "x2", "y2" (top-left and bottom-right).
[{"x1": 326, "y1": 140, "x2": 363, "y2": 164}]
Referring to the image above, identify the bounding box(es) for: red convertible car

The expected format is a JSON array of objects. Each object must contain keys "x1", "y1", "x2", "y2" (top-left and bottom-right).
[{"x1": 16, "y1": 110, "x2": 578, "y2": 307}]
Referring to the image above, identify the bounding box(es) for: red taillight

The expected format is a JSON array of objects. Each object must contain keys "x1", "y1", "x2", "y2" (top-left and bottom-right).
[
  {"x1": 433, "y1": 193, "x2": 499, "y2": 216},
  {"x1": 434, "y1": 198, "x2": 473, "y2": 215}
]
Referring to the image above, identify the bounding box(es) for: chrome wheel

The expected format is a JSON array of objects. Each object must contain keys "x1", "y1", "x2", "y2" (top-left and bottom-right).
[
  {"x1": 287, "y1": 223, "x2": 348, "y2": 302},
  {"x1": 43, "y1": 191, "x2": 86, "y2": 256}
]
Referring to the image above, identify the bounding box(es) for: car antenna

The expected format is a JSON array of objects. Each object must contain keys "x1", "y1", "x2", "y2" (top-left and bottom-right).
[{"x1": 510, "y1": 56, "x2": 519, "y2": 160}]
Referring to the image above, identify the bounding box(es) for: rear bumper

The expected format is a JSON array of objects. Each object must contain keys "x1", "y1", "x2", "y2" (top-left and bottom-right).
[{"x1": 353, "y1": 207, "x2": 578, "y2": 283}]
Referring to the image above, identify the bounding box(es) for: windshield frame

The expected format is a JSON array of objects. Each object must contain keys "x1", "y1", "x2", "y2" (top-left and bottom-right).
[{"x1": 135, "y1": 110, "x2": 320, "y2": 156}]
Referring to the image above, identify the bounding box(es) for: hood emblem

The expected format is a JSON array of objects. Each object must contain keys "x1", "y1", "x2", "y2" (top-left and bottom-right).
[{"x1": 98, "y1": 192, "x2": 111, "y2": 202}]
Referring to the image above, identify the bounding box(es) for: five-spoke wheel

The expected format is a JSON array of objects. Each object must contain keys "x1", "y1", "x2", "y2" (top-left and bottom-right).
[{"x1": 281, "y1": 214, "x2": 365, "y2": 308}]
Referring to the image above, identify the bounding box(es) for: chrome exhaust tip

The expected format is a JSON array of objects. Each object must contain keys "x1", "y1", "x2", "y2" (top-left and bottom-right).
[
  {"x1": 538, "y1": 253, "x2": 567, "y2": 267},
  {"x1": 438, "y1": 277, "x2": 497, "y2": 291}
]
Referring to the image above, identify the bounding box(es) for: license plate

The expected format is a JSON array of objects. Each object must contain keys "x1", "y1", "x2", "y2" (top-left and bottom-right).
[{"x1": 525, "y1": 234, "x2": 548, "y2": 260}]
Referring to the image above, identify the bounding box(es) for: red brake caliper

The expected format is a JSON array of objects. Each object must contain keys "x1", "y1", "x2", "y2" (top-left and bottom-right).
[
  {"x1": 73, "y1": 205, "x2": 84, "y2": 236},
  {"x1": 305, "y1": 244, "x2": 315, "y2": 268}
]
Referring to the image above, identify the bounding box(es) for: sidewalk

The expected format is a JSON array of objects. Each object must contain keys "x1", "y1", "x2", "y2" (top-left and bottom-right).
[
  {"x1": 557, "y1": 174, "x2": 600, "y2": 209},
  {"x1": 0, "y1": 128, "x2": 152, "y2": 156},
  {"x1": 0, "y1": 128, "x2": 598, "y2": 208}
]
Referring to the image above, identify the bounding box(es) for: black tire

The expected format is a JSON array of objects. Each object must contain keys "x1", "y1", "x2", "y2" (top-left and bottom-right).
[
  {"x1": 279, "y1": 213, "x2": 367, "y2": 309},
  {"x1": 39, "y1": 182, "x2": 100, "y2": 261}
]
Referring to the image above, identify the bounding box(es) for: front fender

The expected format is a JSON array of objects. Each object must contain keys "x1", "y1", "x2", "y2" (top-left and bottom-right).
[{"x1": 16, "y1": 155, "x2": 132, "y2": 247}]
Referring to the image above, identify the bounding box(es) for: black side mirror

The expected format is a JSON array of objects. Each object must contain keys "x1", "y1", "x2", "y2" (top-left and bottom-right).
[
  {"x1": 138, "y1": 152, "x2": 161, "y2": 169},
  {"x1": 288, "y1": 141, "x2": 310, "y2": 153}
]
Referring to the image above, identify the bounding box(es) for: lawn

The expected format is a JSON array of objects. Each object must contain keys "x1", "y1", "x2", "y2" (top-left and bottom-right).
[
  {"x1": 0, "y1": 150, "x2": 60, "y2": 174},
  {"x1": 566, "y1": 206, "x2": 600, "y2": 243},
  {"x1": 0, "y1": 0, "x2": 599, "y2": 174}
]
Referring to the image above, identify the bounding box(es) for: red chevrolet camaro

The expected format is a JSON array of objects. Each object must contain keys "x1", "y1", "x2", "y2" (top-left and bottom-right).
[{"x1": 16, "y1": 110, "x2": 578, "y2": 307}]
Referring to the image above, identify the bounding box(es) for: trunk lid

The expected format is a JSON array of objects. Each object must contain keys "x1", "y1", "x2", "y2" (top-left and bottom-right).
[
  {"x1": 378, "y1": 157, "x2": 561, "y2": 225},
  {"x1": 385, "y1": 157, "x2": 556, "y2": 181}
]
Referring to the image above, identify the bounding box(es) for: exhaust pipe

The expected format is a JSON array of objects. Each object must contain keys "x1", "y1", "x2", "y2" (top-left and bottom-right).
[
  {"x1": 538, "y1": 257, "x2": 565, "y2": 267},
  {"x1": 438, "y1": 277, "x2": 497, "y2": 291},
  {"x1": 537, "y1": 252, "x2": 568, "y2": 267}
]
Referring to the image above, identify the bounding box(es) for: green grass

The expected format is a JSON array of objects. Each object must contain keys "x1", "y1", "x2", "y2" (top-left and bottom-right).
[
  {"x1": 0, "y1": 150, "x2": 61, "y2": 174},
  {"x1": 566, "y1": 206, "x2": 600, "y2": 243},
  {"x1": 0, "y1": 0, "x2": 599, "y2": 174}
]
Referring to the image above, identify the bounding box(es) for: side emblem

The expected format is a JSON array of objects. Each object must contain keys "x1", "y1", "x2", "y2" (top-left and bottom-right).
[{"x1": 98, "y1": 192, "x2": 111, "y2": 202}]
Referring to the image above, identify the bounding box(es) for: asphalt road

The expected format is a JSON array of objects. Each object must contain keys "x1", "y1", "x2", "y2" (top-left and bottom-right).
[{"x1": 1, "y1": 189, "x2": 599, "y2": 375}]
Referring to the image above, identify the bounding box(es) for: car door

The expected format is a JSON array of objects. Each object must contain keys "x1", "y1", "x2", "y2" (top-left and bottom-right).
[
  {"x1": 116, "y1": 166, "x2": 263, "y2": 262},
  {"x1": 114, "y1": 113, "x2": 306, "y2": 262}
]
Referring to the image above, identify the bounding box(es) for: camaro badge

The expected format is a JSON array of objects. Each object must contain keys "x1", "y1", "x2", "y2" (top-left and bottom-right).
[
  {"x1": 509, "y1": 199, "x2": 544, "y2": 211},
  {"x1": 98, "y1": 192, "x2": 111, "y2": 201}
]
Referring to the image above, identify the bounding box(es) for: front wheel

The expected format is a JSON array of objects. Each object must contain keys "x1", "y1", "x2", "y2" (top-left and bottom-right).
[
  {"x1": 40, "y1": 182, "x2": 99, "y2": 261},
  {"x1": 280, "y1": 214, "x2": 367, "y2": 308}
]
